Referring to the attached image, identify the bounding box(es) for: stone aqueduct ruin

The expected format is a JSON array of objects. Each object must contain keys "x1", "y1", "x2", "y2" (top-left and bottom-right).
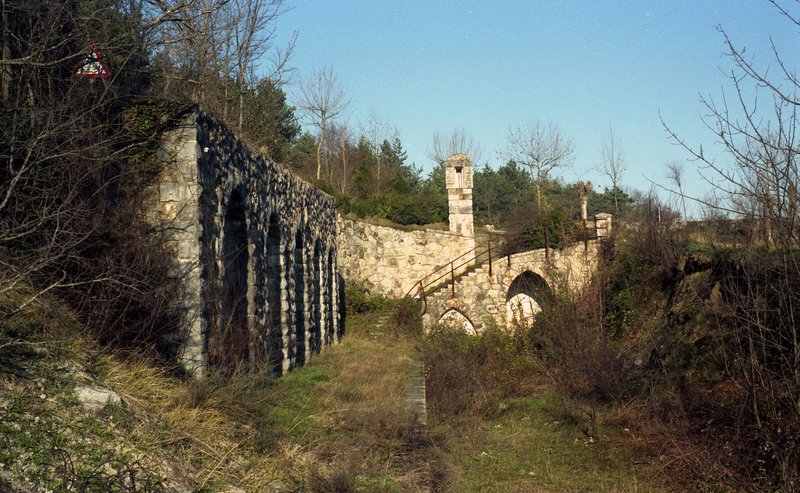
[
  {"x1": 149, "y1": 110, "x2": 608, "y2": 375},
  {"x1": 148, "y1": 110, "x2": 341, "y2": 376}
]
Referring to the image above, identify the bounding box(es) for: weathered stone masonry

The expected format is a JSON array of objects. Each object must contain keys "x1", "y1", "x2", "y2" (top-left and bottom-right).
[
  {"x1": 147, "y1": 110, "x2": 342, "y2": 376},
  {"x1": 336, "y1": 154, "x2": 478, "y2": 298},
  {"x1": 337, "y1": 219, "x2": 475, "y2": 298}
]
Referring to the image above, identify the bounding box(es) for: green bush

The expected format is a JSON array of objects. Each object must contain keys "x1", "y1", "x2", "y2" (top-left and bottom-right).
[{"x1": 345, "y1": 280, "x2": 389, "y2": 314}]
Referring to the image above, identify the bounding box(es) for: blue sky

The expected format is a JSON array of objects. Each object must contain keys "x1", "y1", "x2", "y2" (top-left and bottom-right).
[{"x1": 270, "y1": 1, "x2": 799, "y2": 210}]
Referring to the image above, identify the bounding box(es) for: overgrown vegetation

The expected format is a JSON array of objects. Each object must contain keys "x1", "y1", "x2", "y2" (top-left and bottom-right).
[
  {"x1": 418, "y1": 189, "x2": 800, "y2": 491},
  {"x1": 421, "y1": 321, "x2": 671, "y2": 491},
  {"x1": 4, "y1": 0, "x2": 800, "y2": 490},
  {"x1": 0, "y1": 282, "x2": 449, "y2": 492}
]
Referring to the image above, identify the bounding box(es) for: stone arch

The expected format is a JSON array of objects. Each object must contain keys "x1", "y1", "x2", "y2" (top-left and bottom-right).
[
  {"x1": 280, "y1": 233, "x2": 293, "y2": 374},
  {"x1": 266, "y1": 213, "x2": 283, "y2": 375},
  {"x1": 505, "y1": 270, "x2": 549, "y2": 327},
  {"x1": 311, "y1": 240, "x2": 323, "y2": 354},
  {"x1": 214, "y1": 186, "x2": 250, "y2": 369},
  {"x1": 325, "y1": 248, "x2": 335, "y2": 345},
  {"x1": 337, "y1": 271, "x2": 346, "y2": 340},
  {"x1": 293, "y1": 228, "x2": 307, "y2": 367},
  {"x1": 439, "y1": 308, "x2": 476, "y2": 335}
]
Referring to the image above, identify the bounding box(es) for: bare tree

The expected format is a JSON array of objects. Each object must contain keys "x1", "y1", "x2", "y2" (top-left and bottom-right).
[
  {"x1": 662, "y1": 3, "x2": 800, "y2": 485},
  {"x1": 141, "y1": 0, "x2": 294, "y2": 123},
  {"x1": 598, "y1": 124, "x2": 627, "y2": 215},
  {"x1": 502, "y1": 120, "x2": 574, "y2": 209},
  {"x1": 296, "y1": 65, "x2": 349, "y2": 181},
  {"x1": 337, "y1": 123, "x2": 350, "y2": 194},
  {"x1": 665, "y1": 161, "x2": 688, "y2": 222},
  {"x1": 428, "y1": 127, "x2": 483, "y2": 166},
  {"x1": 321, "y1": 121, "x2": 351, "y2": 191},
  {"x1": 359, "y1": 111, "x2": 398, "y2": 194},
  {"x1": 0, "y1": 0, "x2": 184, "y2": 347},
  {"x1": 224, "y1": 0, "x2": 293, "y2": 132},
  {"x1": 663, "y1": 17, "x2": 799, "y2": 244}
]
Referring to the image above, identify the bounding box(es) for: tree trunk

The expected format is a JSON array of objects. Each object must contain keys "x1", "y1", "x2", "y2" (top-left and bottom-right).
[
  {"x1": 340, "y1": 137, "x2": 347, "y2": 194},
  {"x1": 238, "y1": 78, "x2": 244, "y2": 133},
  {"x1": 316, "y1": 127, "x2": 324, "y2": 181}
]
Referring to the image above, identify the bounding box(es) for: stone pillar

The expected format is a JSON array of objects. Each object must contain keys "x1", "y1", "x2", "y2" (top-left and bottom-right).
[
  {"x1": 595, "y1": 213, "x2": 613, "y2": 239},
  {"x1": 147, "y1": 115, "x2": 206, "y2": 376},
  {"x1": 445, "y1": 154, "x2": 474, "y2": 238}
]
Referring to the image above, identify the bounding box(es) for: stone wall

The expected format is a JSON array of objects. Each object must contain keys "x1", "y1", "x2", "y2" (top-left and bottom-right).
[
  {"x1": 337, "y1": 218, "x2": 475, "y2": 298},
  {"x1": 147, "y1": 109, "x2": 341, "y2": 376}
]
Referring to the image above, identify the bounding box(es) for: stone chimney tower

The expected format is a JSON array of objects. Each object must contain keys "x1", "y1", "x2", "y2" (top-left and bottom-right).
[{"x1": 445, "y1": 154, "x2": 474, "y2": 238}]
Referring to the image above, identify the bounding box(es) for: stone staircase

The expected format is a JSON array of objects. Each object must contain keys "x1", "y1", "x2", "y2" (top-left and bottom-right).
[
  {"x1": 421, "y1": 258, "x2": 507, "y2": 319},
  {"x1": 417, "y1": 239, "x2": 599, "y2": 331},
  {"x1": 371, "y1": 309, "x2": 431, "y2": 491},
  {"x1": 370, "y1": 311, "x2": 428, "y2": 428}
]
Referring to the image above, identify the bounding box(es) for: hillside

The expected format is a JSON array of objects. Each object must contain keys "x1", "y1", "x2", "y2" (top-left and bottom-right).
[{"x1": 1, "y1": 282, "x2": 685, "y2": 492}]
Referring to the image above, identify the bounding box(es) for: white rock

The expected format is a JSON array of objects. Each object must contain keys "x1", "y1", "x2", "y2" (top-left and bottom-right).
[{"x1": 74, "y1": 384, "x2": 121, "y2": 411}]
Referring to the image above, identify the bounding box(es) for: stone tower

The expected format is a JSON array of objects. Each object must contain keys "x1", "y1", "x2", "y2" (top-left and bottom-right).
[{"x1": 445, "y1": 154, "x2": 474, "y2": 237}]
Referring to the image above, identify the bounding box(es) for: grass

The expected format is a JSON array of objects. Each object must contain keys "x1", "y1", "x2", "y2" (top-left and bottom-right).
[
  {"x1": 0, "y1": 287, "x2": 434, "y2": 491},
  {"x1": 1, "y1": 283, "x2": 678, "y2": 492},
  {"x1": 432, "y1": 392, "x2": 671, "y2": 492}
]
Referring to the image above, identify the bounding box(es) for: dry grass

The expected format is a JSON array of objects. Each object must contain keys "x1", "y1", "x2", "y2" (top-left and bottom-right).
[{"x1": 1, "y1": 285, "x2": 443, "y2": 491}]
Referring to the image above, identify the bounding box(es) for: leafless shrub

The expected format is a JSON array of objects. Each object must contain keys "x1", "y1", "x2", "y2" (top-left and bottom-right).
[
  {"x1": 659, "y1": 4, "x2": 800, "y2": 488},
  {"x1": 422, "y1": 324, "x2": 537, "y2": 419},
  {"x1": 533, "y1": 283, "x2": 625, "y2": 406},
  {"x1": 1, "y1": 1, "x2": 188, "y2": 354}
]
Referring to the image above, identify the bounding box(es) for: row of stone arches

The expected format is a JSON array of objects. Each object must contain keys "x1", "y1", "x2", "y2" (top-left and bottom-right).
[
  {"x1": 211, "y1": 187, "x2": 341, "y2": 376},
  {"x1": 437, "y1": 270, "x2": 550, "y2": 333}
]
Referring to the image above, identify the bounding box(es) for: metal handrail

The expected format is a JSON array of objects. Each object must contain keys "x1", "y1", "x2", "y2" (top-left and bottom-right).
[
  {"x1": 406, "y1": 220, "x2": 597, "y2": 314},
  {"x1": 404, "y1": 237, "x2": 498, "y2": 295},
  {"x1": 405, "y1": 236, "x2": 505, "y2": 314}
]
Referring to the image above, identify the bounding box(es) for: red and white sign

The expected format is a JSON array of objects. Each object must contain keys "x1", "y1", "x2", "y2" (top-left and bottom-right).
[{"x1": 72, "y1": 42, "x2": 111, "y2": 79}]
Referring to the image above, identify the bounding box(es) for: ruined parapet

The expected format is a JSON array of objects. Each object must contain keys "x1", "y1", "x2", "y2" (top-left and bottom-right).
[
  {"x1": 595, "y1": 213, "x2": 613, "y2": 239},
  {"x1": 445, "y1": 154, "x2": 474, "y2": 238}
]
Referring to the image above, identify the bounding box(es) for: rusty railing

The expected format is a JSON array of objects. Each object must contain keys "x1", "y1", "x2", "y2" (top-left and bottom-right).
[{"x1": 405, "y1": 221, "x2": 597, "y2": 314}]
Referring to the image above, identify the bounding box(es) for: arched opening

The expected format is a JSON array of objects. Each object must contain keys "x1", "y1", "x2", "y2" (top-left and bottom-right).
[
  {"x1": 439, "y1": 309, "x2": 476, "y2": 335},
  {"x1": 454, "y1": 166, "x2": 463, "y2": 188},
  {"x1": 311, "y1": 241, "x2": 322, "y2": 354},
  {"x1": 218, "y1": 188, "x2": 249, "y2": 369},
  {"x1": 266, "y1": 214, "x2": 283, "y2": 375},
  {"x1": 293, "y1": 229, "x2": 306, "y2": 367},
  {"x1": 325, "y1": 249, "x2": 335, "y2": 345},
  {"x1": 337, "y1": 271, "x2": 346, "y2": 340},
  {"x1": 505, "y1": 271, "x2": 549, "y2": 327}
]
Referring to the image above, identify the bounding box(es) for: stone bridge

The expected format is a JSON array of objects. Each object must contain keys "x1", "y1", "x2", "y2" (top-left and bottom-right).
[
  {"x1": 420, "y1": 240, "x2": 601, "y2": 332},
  {"x1": 335, "y1": 153, "x2": 611, "y2": 333},
  {"x1": 147, "y1": 109, "x2": 342, "y2": 377}
]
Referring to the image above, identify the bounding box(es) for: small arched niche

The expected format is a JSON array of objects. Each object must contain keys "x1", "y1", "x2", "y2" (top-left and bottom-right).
[
  {"x1": 266, "y1": 213, "x2": 283, "y2": 375},
  {"x1": 439, "y1": 309, "x2": 476, "y2": 335},
  {"x1": 311, "y1": 240, "x2": 323, "y2": 354}
]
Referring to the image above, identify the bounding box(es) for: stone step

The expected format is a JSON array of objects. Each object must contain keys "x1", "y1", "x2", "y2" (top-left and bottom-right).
[{"x1": 407, "y1": 358, "x2": 431, "y2": 493}]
